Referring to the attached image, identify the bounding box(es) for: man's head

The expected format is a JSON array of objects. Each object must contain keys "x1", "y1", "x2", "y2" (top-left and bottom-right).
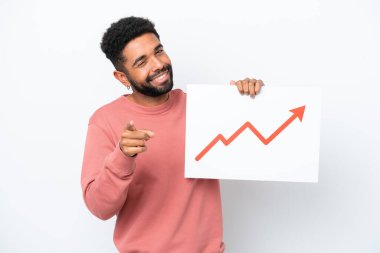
[{"x1": 101, "y1": 17, "x2": 173, "y2": 97}]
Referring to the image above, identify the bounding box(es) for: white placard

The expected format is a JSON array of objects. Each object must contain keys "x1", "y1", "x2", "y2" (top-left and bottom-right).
[{"x1": 185, "y1": 85, "x2": 321, "y2": 182}]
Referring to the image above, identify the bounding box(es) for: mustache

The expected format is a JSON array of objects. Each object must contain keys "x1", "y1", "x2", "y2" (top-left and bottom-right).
[{"x1": 147, "y1": 65, "x2": 172, "y2": 81}]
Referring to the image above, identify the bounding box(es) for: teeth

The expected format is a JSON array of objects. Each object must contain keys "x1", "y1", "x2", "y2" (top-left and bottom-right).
[{"x1": 153, "y1": 72, "x2": 167, "y2": 80}]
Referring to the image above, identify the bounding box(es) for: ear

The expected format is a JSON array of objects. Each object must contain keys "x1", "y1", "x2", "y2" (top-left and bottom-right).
[{"x1": 113, "y1": 70, "x2": 131, "y2": 89}]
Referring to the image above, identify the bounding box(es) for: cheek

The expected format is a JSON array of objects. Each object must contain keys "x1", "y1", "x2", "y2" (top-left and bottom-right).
[
  {"x1": 163, "y1": 54, "x2": 172, "y2": 65},
  {"x1": 131, "y1": 69, "x2": 150, "y2": 82}
]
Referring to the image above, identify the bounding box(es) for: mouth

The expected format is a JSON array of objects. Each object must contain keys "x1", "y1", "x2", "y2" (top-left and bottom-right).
[{"x1": 149, "y1": 70, "x2": 170, "y2": 86}]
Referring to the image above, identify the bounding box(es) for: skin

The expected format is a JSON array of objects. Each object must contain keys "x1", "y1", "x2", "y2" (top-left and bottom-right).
[
  {"x1": 113, "y1": 33, "x2": 173, "y2": 107},
  {"x1": 113, "y1": 33, "x2": 264, "y2": 157}
]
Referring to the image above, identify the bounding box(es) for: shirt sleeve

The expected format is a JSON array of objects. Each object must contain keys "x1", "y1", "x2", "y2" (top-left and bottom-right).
[{"x1": 81, "y1": 123, "x2": 135, "y2": 220}]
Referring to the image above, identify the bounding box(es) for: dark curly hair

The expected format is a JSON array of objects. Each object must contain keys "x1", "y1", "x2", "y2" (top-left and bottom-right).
[{"x1": 100, "y1": 16, "x2": 160, "y2": 71}]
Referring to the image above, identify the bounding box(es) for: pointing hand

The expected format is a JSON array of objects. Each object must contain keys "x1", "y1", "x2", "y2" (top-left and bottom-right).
[{"x1": 119, "y1": 120, "x2": 155, "y2": 157}]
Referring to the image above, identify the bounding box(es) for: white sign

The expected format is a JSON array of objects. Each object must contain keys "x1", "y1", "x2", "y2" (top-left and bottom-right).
[{"x1": 185, "y1": 85, "x2": 321, "y2": 182}]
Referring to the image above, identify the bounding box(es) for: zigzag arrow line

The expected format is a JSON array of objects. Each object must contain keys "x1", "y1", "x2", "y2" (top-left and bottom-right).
[{"x1": 195, "y1": 105, "x2": 306, "y2": 161}]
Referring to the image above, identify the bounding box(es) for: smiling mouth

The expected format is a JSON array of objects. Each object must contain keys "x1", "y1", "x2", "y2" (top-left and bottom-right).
[{"x1": 150, "y1": 71, "x2": 169, "y2": 85}]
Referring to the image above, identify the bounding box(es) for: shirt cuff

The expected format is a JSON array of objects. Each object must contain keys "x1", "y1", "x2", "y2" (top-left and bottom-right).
[{"x1": 105, "y1": 145, "x2": 136, "y2": 178}]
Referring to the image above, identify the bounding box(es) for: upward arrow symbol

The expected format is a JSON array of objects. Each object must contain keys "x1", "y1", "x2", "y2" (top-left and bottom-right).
[{"x1": 195, "y1": 105, "x2": 306, "y2": 161}]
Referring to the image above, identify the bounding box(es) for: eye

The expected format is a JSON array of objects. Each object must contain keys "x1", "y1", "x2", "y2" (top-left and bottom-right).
[
  {"x1": 156, "y1": 48, "x2": 164, "y2": 54},
  {"x1": 137, "y1": 61, "x2": 146, "y2": 67}
]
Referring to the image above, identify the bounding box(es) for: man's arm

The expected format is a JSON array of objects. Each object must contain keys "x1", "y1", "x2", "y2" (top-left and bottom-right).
[
  {"x1": 81, "y1": 119, "x2": 154, "y2": 220},
  {"x1": 81, "y1": 122, "x2": 135, "y2": 220}
]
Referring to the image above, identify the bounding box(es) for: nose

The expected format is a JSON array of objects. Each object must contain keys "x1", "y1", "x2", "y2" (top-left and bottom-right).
[{"x1": 150, "y1": 56, "x2": 164, "y2": 72}]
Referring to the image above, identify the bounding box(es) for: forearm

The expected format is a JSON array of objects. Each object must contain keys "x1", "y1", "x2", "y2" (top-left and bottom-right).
[{"x1": 81, "y1": 124, "x2": 135, "y2": 220}]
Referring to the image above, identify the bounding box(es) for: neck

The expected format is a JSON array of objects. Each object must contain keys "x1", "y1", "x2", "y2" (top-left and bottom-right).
[{"x1": 127, "y1": 92, "x2": 170, "y2": 107}]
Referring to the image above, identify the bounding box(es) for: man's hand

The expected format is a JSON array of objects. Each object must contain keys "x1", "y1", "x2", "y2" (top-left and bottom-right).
[
  {"x1": 230, "y1": 78, "x2": 264, "y2": 97},
  {"x1": 119, "y1": 120, "x2": 155, "y2": 157}
]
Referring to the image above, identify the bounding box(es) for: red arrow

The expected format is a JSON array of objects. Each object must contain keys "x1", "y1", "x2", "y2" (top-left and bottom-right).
[{"x1": 195, "y1": 105, "x2": 306, "y2": 161}]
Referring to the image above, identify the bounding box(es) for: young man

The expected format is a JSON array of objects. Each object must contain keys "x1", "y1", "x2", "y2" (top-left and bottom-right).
[{"x1": 81, "y1": 17, "x2": 263, "y2": 253}]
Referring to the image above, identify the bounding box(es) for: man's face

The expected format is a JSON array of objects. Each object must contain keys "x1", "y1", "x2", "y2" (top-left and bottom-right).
[{"x1": 120, "y1": 33, "x2": 173, "y2": 97}]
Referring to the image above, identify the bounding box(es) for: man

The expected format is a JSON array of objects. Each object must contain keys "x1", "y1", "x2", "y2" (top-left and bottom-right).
[{"x1": 81, "y1": 16, "x2": 264, "y2": 253}]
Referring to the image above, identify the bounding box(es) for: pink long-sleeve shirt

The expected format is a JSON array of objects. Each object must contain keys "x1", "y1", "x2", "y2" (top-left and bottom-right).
[{"x1": 81, "y1": 89, "x2": 225, "y2": 253}]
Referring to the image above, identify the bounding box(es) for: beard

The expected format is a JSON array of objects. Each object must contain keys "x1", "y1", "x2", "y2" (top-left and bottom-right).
[{"x1": 125, "y1": 64, "x2": 174, "y2": 97}]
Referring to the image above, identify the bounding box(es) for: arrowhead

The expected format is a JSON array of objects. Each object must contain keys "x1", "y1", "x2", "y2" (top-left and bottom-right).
[{"x1": 289, "y1": 105, "x2": 306, "y2": 122}]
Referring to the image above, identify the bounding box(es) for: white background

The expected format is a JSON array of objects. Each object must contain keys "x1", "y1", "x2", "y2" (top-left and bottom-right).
[{"x1": 0, "y1": 0, "x2": 379, "y2": 252}]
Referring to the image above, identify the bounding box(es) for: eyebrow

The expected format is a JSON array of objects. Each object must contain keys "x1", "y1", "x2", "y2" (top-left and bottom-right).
[{"x1": 132, "y1": 44, "x2": 164, "y2": 67}]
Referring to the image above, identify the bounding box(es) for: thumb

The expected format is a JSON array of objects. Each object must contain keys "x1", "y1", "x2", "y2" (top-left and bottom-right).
[
  {"x1": 230, "y1": 80, "x2": 236, "y2": 85},
  {"x1": 126, "y1": 120, "x2": 137, "y2": 131}
]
